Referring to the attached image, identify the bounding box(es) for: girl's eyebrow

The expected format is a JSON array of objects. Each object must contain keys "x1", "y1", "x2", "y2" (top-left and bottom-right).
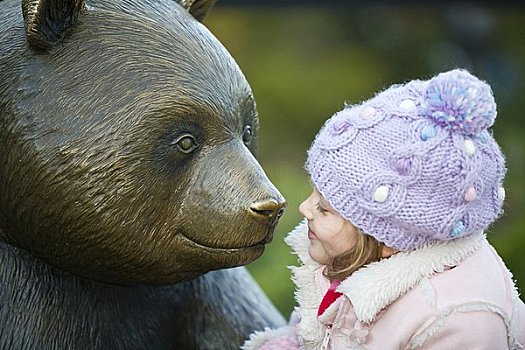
[
  {"x1": 320, "y1": 196, "x2": 338, "y2": 212},
  {"x1": 318, "y1": 198, "x2": 330, "y2": 210}
]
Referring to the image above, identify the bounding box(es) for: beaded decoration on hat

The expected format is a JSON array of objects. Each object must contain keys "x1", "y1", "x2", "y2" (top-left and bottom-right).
[{"x1": 306, "y1": 69, "x2": 506, "y2": 251}]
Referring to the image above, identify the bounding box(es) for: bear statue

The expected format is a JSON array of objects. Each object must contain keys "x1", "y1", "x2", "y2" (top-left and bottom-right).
[{"x1": 0, "y1": 0, "x2": 286, "y2": 348}]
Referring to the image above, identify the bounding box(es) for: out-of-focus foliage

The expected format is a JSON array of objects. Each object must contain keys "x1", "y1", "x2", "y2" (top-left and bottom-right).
[{"x1": 206, "y1": 4, "x2": 525, "y2": 317}]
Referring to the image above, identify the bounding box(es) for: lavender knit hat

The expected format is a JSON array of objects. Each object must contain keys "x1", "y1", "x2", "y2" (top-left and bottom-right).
[{"x1": 307, "y1": 69, "x2": 506, "y2": 251}]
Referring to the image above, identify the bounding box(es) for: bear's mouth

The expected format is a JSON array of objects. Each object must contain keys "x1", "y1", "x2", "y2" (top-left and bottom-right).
[
  {"x1": 178, "y1": 228, "x2": 272, "y2": 252},
  {"x1": 179, "y1": 233, "x2": 266, "y2": 253},
  {"x1": 177, "y1": 221, "x2": 275, "y2": 251},
  {"x1": 176, "y1": 231, "x2": 268, "y2": 268}
]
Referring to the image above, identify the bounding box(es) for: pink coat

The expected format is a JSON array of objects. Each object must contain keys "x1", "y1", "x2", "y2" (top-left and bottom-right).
[{"x1": 243, "y1": 221, "x2": 525, "y2": 349}]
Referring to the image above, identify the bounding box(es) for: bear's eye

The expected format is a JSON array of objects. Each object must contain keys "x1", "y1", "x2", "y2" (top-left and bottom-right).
[
  {"x1": 173, "y1": 134, "x2": 198, "y2": 154},
  {"x1": 243, "y1": 125, "x2": 252, "y2": 145}
]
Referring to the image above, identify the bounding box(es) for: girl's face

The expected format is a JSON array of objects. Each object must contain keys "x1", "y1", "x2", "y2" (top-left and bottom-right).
[{"x1": 299, "y1": 188, "x2": 359, "y2": 264}]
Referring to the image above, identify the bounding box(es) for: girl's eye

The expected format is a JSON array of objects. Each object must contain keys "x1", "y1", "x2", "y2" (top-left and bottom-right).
[
  {"x1": 173, "y1": 134, "x2": 198, "y2": 154},
  {"x1": 316, "y1": 204, "x2": 327, "y2": 213}
]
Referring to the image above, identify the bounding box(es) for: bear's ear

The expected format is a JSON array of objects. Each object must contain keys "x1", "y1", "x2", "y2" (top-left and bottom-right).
[
  {"x1": 176, "y1": 0, "x2": 216, "y2": 22},
  {"x1": 22, "y1": 0, "x2": 85, "y2": 51}
]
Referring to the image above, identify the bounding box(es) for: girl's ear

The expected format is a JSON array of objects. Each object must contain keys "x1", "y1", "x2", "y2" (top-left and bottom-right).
[{"x1": 381, "y1": 246, "x2": 398, "y2": 258}]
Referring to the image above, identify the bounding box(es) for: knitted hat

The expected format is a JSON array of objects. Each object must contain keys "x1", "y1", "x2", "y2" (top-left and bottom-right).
[{"x1": 307, "y1": 69, "x2": 506, "y2": 251}]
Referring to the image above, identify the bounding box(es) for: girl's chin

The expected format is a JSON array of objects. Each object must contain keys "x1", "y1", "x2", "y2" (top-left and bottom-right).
[{"x1": 308, "y1": 245, "x2": 329, "y2": 265}]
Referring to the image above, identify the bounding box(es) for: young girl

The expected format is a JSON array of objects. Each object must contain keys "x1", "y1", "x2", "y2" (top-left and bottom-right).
[{"x1": 243, "y1": 69, "x2": 525, "y2": 349}]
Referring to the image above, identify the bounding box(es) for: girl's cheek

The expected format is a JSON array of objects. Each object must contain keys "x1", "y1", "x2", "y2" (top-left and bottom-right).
[{"x1": 329, "y1": 217, "x2": 346, "y2": 234}]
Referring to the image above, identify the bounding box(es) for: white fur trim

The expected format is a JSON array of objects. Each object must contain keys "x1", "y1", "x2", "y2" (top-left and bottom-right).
[
  {"x1": 285, "y1": 221, "x2": 326, "y2": 349},
  {"x1": 284, "y1": 220, "x2": 316, "y2": 267},
  {"x1": 419, "y1": 278, "x2": 437, "y2": 311}
]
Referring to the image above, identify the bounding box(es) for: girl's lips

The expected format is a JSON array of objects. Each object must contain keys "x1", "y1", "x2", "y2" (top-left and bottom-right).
[{"x1": 308, "y1": 229, "x2": 316, "y2": 240}]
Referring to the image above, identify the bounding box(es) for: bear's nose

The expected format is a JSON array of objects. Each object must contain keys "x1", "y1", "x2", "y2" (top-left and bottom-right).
[{"x1": 250, "y1": 200, "x2": 286, "y2": 226}]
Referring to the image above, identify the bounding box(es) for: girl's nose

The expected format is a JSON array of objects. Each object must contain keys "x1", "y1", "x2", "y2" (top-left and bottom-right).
[{"x1": 299, "y1": 198, "x2": 311, "y2": 220}]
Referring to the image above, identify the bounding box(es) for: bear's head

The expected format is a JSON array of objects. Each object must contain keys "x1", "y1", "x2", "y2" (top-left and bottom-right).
[{"x1": 0, "y1": 0, "x2": 285, "y2": 285}]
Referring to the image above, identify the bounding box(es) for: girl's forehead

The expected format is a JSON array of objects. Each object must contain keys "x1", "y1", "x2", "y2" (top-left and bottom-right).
[
  {"x1": 314, "y1": 188, "x2": 336, "y2": 210},
  {"x1": 312, "y1": 188, "x2": 323, "y2": 200}
]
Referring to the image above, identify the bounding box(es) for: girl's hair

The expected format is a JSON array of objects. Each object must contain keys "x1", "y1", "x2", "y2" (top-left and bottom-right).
[{"x1": 324, "y1": 230, "x2": 385, "y2": 281}]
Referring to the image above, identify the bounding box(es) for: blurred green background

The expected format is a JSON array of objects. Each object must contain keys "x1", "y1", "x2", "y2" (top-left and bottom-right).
[{"x1": 205, "y1": 3, "x2": 525, "y2": 317}]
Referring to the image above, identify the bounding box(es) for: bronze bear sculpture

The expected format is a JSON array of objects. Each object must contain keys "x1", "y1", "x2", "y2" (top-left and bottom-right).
[{"x1": 0, "y1": 0, "x2": 286, "y2": 348}]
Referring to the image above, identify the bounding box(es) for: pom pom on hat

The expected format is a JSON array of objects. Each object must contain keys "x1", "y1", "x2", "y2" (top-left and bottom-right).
[{"x1": 423, "y1": 69, "x2": 497, "y2": 136}]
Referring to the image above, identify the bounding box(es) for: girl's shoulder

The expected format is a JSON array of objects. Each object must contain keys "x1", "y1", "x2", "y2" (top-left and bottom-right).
[{"x1": 426, "y1": 239, "x2": 517, "y2": 312}]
